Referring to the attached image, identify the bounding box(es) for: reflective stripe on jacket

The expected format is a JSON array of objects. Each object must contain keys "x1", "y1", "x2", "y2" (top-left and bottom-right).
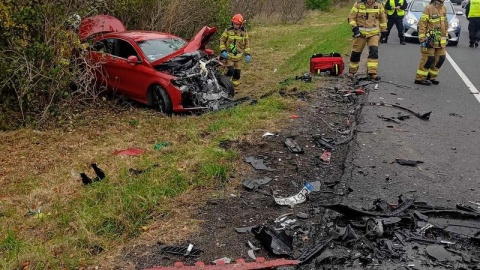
[
  {"x1": 418, "y1": 2, "x2": 448, "y2": 48},
  {"x1": 349, "y1": 1, "x2": 387, "y2": 37},
  {"x1": 219, "y1": 26, "x2": 250, "y2": 60}
]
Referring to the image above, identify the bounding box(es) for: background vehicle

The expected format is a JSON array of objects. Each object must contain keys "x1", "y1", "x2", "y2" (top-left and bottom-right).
[
  {"x1": 80, "y1": 15, "x2": 234, "y2": 114},
  {"x1": 461, "y1": 0, "x2": 469, "y2": 9},
  {"x1": 403, "y1": 0, "x2": 463, "y2": 46}
]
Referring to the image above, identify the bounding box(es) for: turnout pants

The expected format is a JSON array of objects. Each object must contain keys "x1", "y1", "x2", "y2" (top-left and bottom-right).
[
  {"x1": 225, "y1": 58, "x2": 245, "y2": 86},
  {"x1": 349, "y1": 35, "x2": 380, "y2": 75},
  {"x1": 468, "y1": 18, "x2": 480, "y2": 45},
  {"x1": 386, "y1": 17, "x2": 404, "y2": 41},
  {"x1": 415, "y1": 47, "x2": 446, "y2": 81}
]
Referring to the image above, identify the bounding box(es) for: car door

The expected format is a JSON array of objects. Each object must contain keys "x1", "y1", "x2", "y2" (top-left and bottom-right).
[
  {"x1": 90, "y1": 38, "x2": 118, "y2": 90},
  {"x1": 108, "y1": 38, "x2": 154, "y2": 101}
]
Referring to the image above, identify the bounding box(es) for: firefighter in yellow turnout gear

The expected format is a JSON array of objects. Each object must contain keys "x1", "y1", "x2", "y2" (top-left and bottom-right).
[
  {"x1": 414, "y1": 0, "x2": 448, "y2": 85},
  {"x1": 219, "y1": 14, "x2": 251, "y2": 87},
  {"x1": 348, "y1": 0, "x2": 387, "y2": 80}
]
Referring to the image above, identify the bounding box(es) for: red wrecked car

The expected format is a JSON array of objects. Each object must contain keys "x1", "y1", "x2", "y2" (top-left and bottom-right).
[{"x1": 79, "y1": 15, "x2": 234, "y2": 114}]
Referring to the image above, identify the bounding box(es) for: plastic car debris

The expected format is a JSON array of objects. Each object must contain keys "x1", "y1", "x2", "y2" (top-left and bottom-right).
[
  {"x1": 161, "y1": 245, "x2": 203, "y2": 257},
  {"x1": 319, "y1": 150, "x2": 331, "y2": 164},
  {"x1": 262, "y1": 132, "x2": 275, "y2": 137},
  {"x1": 367, "y1": 101, "x2": 431, "y2": 121},
  {"x1": 296, "y1": 236, "x2": 334, "y2": 264},
  {"x1": 366, "y1": 218, "x2": 384, "y2": 238},
  {"x1": 145, "y1": 257, "x2": 300, "y2": 270},
  {"x1": 312, "y1": 135, "x2": 336, "y2": 151},
  {"x1": 295, "y1": 73, "x2": 312, "y2": 82},
  {"x1": 284, "y1": 137, "x2": 304, "y2": 154},
  {"x1": 247, "y1": 249, "x2": 256, "y2": 260},
  {"x1": 112, "y1": 147, "x2": 146, "y2": 156},
  {"x1": 247, "y1": 241, "x2": 260, "y2": 251},
  {"x1": 395, "y1": 159, "x2": 424, "y2": 166},
  {"x1": 456, "y1": 204, "x2": 480, "y2": 213},
  {"x1": 377, "y1": 115, "x2": 401, "y2": 124},
  {"x1": 273, "y1": 182, "x2": 315, "y2": 207},
  {"x1": 425, "y1": 245, "x2": 453, "y2": 262},
  {"x1": 235, "y1": 226, "x2": 255, "y2": 233},
  {"x1": 252, "y1": 226, "x2": 293, "y2": 256},
  {"x1": 243, "y1": 156, "x2": 275, "y2": 171},
  {"x1": 242, "y1": 177, "x2": 272, "y2": 190}
]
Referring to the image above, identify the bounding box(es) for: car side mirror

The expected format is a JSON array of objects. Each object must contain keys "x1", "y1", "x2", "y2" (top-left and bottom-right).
[
  {"x1": 127, "y1": 55, "x2": 140, "y2": 64},
  {"x1": 456, "y1": 11, "x2": 464, "y2": 15}
]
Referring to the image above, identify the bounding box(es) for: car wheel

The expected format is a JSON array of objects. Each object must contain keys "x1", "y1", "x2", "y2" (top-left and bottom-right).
[
  {"x1": 151, "y1": 85, "x2": 173, "y2": 114},
  {"x1": 217, "y1": 75, "x2": 235, "y2": 98}
]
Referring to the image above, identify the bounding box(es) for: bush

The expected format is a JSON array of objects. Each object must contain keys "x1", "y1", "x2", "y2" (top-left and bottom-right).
[{"x1": 306, "y1": 0, "x2": 333, "y2": 11}]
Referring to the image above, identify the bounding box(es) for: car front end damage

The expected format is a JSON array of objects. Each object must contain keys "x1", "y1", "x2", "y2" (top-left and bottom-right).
[{"x1": 155, "y1": 51, "x2": 234, "y2": 112}]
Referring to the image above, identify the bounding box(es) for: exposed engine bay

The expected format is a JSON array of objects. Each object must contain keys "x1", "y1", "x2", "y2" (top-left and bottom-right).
[{"x1": 155, "y1": 51, "x2": 234, "y2": 110}]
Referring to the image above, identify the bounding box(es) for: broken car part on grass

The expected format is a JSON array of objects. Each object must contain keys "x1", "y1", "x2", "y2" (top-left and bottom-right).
[{"x1": 145, "y1": 257, "x2": 300, "y2": 270}]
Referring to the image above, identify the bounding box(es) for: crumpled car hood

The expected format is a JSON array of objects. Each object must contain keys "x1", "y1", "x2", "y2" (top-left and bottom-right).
[{"x1": 151, "y1": 26, "x2": 217, "y2": 67}]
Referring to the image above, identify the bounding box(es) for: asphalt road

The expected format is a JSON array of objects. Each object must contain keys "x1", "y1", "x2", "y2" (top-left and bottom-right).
[{"x1": 343, "y1": 6, "x2": 480, "y2": 208}]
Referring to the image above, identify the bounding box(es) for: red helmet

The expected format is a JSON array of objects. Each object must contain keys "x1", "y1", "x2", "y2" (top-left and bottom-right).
[{"x1": 231, "y1": 14, "x2": 244, "y2": 25}]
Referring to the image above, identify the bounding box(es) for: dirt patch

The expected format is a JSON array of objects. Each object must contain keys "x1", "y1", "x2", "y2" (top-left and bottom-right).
[{"x1": 115, "y1": 74, "x2": 359, "y2": 269}]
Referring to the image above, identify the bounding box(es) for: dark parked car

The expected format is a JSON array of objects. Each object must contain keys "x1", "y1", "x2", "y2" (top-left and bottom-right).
[
  {"x1": 79, "y1": 15, "x2": 234, "y2": 114},
  {"x1": 403, "y1": 0, "x2": 463, "y2": 46}
]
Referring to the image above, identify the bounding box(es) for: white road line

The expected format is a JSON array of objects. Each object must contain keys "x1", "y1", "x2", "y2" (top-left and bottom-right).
[{"x1": 446, "y1": 52, "x2": 480, "y2": 103}]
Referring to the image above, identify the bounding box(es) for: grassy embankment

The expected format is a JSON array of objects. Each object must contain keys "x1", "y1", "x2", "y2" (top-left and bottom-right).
[{"x1": 0, "y1": 7, "x2": 352, "y2": 269}]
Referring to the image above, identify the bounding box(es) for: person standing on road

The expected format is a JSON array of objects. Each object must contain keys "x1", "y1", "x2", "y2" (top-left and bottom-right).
[
  {"x1": 413, "y1": 0, "x2": 448, "y2": 85},
  {"x1": 466, "y1": 0, "x2": 480, "y2": 47},
  {"x1": 219, "y1": 14, "x2": 251, "y2": 87},
  {"x1": 348, "y1": 0, "x2": 388, "y2": 80},
  {"x1": 381, "y1": 0, "x2": 408, "y2": 44}
]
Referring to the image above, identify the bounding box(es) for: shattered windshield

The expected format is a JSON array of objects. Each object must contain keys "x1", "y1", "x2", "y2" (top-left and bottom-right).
[{"x1": 137, "y1": 38, "x2": 187, "y2": 62}]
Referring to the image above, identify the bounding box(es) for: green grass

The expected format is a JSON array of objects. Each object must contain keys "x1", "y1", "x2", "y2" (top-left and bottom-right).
[{"x1": 0, "y1": 6, "x2": 353, "y2": 269}]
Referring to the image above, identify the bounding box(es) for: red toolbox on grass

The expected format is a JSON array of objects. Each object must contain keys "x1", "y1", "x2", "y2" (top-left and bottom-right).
[{"x1": 310, "y1": 52, "x2": 344, "y2": 76}]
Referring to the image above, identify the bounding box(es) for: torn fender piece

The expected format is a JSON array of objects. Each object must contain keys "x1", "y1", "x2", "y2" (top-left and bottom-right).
[
  {"x1": 297, "y1": 236, "x2": 334, "y2": 264},
  {"x1": 252, "y1": 226, "x2": 293, "y2": 256},
  {"x1": 284, "y1": 137, "x2": 304, "y2": 154},
  {"x1": 242, "y1": 177, "x2": 272, "y2": 190},
  {"x1": 144, "y1": 257, "x2": 300, "y2": 270},
  {"x1": 244, "y1": 156, "x2": 275, "y2": 171},
  {"x1": 274, "y1": 183, "x2": 315, "y2": 207}
]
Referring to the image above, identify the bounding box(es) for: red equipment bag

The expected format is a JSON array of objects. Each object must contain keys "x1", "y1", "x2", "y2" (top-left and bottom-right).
[{"x1": 310, "y1": 52, "x2": 344, "y2": 76}]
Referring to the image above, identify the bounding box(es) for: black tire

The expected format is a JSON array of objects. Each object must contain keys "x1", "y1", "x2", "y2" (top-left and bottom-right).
[
  {"x1": 151, "y1": 85, "x2": 173, "y2": 114},
  {"x1": 217, "y1": 75, "x2": 235, "y2": 98}
]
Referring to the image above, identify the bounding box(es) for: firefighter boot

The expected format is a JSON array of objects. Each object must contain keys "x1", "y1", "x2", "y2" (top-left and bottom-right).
[
  {"x1": 368, "y1": 73, "x2": 381, "y2": 81},
  {"x1": 475, "y1": 41, "x2": 479, "y2": 47},
  {"x1": 469, "y1": 41, "x2": 475, "y2": 47},
  {"x1": 414, "y1": 79, "x2": 432, "y2": 85},
  {"x1": 426, "y1": 75, "x2": 439, "y2": 85},
  {"x1": 400, "y1": 37, "x2": 406, "y2": 45},
  {"x1": 232, "y1": 80, "x2": 241, "y2": 87},
  {"x1": 380, "y1": 33, "x2": 388, "y2": 43}
]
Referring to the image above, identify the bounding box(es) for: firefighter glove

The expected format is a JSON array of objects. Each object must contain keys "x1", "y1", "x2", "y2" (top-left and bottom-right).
[
  {"x1": 245, "y1": 54, "x2": 251, "y2": 63},
  {"x1": 421, "y1": 41, "x2": 427, "y2": 48},
  {"x1": 352, "y1": 26, "x2": 361, "y2": 38},
  {"x1": 221, "y1": 50, "x2": 228, "y2": 59}
]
